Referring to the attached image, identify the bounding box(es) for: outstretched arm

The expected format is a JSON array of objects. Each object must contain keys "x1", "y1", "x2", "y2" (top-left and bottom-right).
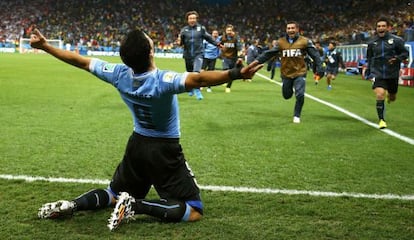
[
  {"x1": 184, "y1": 59, "x2": 263, "y2": 90},
  {"x1": 30, "y1": 29, "x2": 91, "y2": 71}
]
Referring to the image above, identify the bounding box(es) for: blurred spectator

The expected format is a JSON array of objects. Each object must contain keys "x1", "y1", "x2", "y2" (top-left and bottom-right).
[{"x1": 0, "y1": 0, "x2": 412, "y2": 51}]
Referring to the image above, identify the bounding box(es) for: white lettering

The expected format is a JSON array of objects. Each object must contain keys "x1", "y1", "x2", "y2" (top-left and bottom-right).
[
  {"x1": 282, "y1": 49, "x2": 302, "y2": 57},
  {"x1": 86, "y1": 50, "x2": 120, "y2": 56},
  {"x1": 154, "y1": 53, "x2": 183, "y2": 58},
  {"x1": 224, "y1": 43, "x2": 235, "y2": 48},
  {"x1": 0, "y1": 48, "x2": 16, "y2": 53}
]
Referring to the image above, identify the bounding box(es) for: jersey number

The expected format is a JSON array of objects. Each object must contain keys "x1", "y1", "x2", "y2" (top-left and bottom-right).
[{"x1": 133, "y1": 104, "x2": 156, "y2": 129}]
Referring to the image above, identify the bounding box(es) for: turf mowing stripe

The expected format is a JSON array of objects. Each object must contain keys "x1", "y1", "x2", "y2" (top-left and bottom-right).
[
  {"x1": 1, "y1": 174, "x2": 413, "y2": 201},
  {"x1": 256, "y1": 73, "x2": 414, "y2": 145}
]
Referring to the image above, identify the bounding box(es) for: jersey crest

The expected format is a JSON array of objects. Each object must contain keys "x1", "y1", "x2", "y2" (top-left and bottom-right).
[
  {"x1": 103, "y1": 63, "x2": 116, "y2": 73},
  {"x1": 162, "y1": 72, "x2": 176, "y2": 83}
]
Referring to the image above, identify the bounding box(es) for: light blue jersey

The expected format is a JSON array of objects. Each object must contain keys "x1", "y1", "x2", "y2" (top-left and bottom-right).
[
  {"x1": 89, "y1": 58, "x2": 188, "y2": 138},
  {"x1": 203, "y1": 39, "x2": 220, "y2": 59}
]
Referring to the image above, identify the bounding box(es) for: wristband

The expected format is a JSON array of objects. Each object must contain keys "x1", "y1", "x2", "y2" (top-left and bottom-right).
[{"x1": 228, "y1": 68, "x2": 243, "y2": 80}]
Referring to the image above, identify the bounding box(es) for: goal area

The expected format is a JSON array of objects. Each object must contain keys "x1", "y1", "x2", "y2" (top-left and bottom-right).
[{"x1": 19, "y1": 38, "x2": 63, "y2": 53}]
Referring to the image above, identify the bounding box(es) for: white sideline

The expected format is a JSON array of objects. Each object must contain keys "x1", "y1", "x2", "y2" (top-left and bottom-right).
[
  {"x1": 1, "y1": 174, "x2": 413, "y2": 201},
  {"x1": 256, "y1": 73, "x2": 414, "y2": 145}
]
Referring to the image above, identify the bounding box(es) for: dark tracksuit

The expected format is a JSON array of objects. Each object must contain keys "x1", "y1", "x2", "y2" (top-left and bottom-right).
[
  {"x1": 366, "y1": 32, "x2": 408, "y2": 93},
  {"x1": 179, "y1": 23, "x2": 217, "y2": 72},
  {"x1": 366, "y1": 32, "x2": 408, "y2": 121}
]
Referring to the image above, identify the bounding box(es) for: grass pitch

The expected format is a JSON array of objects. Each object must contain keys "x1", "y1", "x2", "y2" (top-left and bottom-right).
[{"x1": 0, "y1": 53, "x2": 413, "y2": 239}]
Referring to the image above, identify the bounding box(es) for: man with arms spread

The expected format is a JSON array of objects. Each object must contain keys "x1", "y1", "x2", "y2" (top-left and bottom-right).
[
  {"x1": 31, "y1": 29, "x2": 262, "y2": 230},
  {"x1": 254, "y1": 21, "x2": 324, "y2": 123},
  {"x1": 178, "y1": 11, "x2": 221, "y2": 100},
  {"x1": 365, "y1": 16, "x2": 408, "y2": 129}
]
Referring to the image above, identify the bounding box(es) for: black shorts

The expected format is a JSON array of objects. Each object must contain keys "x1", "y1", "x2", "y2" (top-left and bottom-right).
[
  {"x1": 326, "y1": 66, "x2": 338, "y2": 75},
  {"x1": 372, "y1": 78, "x2": 399, "y2": 94},
  {"x1": 109, "y1": 132, "x2": 201, "y2": 204},
  {"x1": 202, "y1": 58, "x2": 216, "y2": 71}
]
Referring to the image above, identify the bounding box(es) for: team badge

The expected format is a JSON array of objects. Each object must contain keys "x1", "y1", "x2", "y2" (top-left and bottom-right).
[
  {"x1": 388, "y1": 39, "x2": 394, "y2": 44},
  {"x1": 132, "y1": 80, "x2": 142, "y2": 87},
  {"x1": 163, "y1": 72, "x2": 175, "y2": 83},
  {"x1": 103, "y1": 63, "x2": 116, "y2": 73}
]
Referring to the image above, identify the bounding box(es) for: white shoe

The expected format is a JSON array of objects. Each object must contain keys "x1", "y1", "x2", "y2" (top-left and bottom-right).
[
  {"x1": 107, "y1": 192, "x2": 136, "y2": 231},
  {"x1": 293, "y1": 116, "x2": 301, "y2": 123},
  {"x1": 225, "y1": 88, "x2": 231, "y2": 93},
  {"x1": 38, "y1": 200, "x2": 76, "y2": 219}
]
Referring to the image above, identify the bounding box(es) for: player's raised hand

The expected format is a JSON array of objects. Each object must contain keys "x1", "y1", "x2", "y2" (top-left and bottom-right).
[
  {"x1": 30, "y1": 29, "x2": 47, "y2": 50},
  {"x1": 29, "y1": 28, "x2": 91, "y2": 71}
]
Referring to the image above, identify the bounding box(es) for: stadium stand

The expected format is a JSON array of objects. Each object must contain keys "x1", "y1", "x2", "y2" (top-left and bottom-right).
[{"x1": 0, "y1": 0, "x2": 412, "y2": 52}]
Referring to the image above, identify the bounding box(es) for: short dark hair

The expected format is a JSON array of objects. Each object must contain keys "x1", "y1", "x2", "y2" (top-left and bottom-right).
[
  {"x1": 376, "y1": 16, "x2": 390, "y2": 26},
  {"x1": 185, "y1": 11, "x2": 199, "y2": 21},
  {"x1": 120, "y1": 29, "x2": 151, "y2": 73},
  {"x1": 286, "y1": 21, "x2": 299, "y2": 29},
  {"x1": 329, "y1": 41, "x2": 336, "y2": 47}
]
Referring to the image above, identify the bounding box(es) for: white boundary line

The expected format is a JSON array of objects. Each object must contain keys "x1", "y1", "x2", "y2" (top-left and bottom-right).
[
  {"x1": 1, "y1": 174, "x2": 413, "y2": 201},
  {"x1": 256, "y1": 73, "x2": 414, "y2": 145},
  {"x1": 2, "y1": 75, "x2": 413, "y2": 202}
]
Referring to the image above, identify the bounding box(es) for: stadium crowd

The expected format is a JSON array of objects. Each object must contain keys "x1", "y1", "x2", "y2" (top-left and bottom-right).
[{"x1": 0, "y1": 0, "x2": 413, "y2": 51}]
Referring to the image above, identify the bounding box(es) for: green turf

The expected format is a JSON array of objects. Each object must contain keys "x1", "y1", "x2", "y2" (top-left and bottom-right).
[{"x1": 0, "y1": 53, "x2": 413, "y2": 239}]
